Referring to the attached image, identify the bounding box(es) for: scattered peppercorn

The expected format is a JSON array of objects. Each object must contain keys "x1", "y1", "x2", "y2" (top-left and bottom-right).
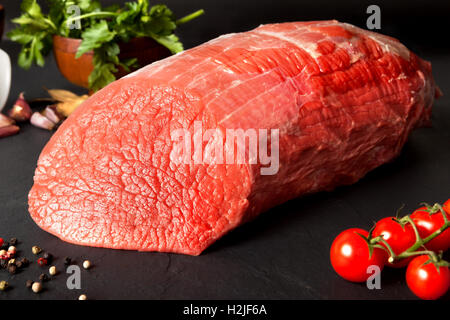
[
  {"x1": 0, "y1": 243, "x2": 73, "y2": 295},
  {"x1": 32, "y1": 246, "x2": 41, "y2": 255},
  {"x1": 31, "y1": 282, "x2": 42, "y2": 293},
  {"x1": 25, "y1": 280, "x2": 33, "y2": 288},
  {"x1": 7, "y1": 264, "x2": 17, "y2": 275},
  {"x1": 42, "y1": 252, "x2": 53, "y2": 263},
  {"x1": 78, "y1": 294, "x2": 87, "y2": 300},
  {"x1": 49, "y1": 266, "x2": 57, "y2": 276},
  {"x1": 7, "y1": 246, "x2": 16, "y2": 255},
  {"x1": 37, "y1": 258, "x2": 48, "y2": 267},
  {"x1": 82, "y1": 260, "x2": 91, "y2": 270},
  {"x1": 19, "y1": 257, "x2": 29, "y2": 267},
  {"x1": 39, "y1": 273, "x2": 49, "y2": 282},
  {"x1": 0, "y1": 280, "x2": 9, "y2": 291}
]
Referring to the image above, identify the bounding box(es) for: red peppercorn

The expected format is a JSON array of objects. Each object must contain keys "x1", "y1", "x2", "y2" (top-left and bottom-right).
[{"x1": 37, "y1": 258, "x2": 48, "y2": 266}]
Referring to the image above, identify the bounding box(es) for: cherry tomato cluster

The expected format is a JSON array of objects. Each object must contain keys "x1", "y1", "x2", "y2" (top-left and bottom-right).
[{"x1": 330, "y1": 199, "x2": 450, "y2": 300}]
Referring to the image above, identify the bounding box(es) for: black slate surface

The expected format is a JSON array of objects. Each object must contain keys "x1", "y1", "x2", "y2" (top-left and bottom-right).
[{"x1": 0, "y1": 36, "x2": 449, "y2": 300}]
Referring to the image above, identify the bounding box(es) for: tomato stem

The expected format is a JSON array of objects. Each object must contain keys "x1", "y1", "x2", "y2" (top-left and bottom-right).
[
  {"x1": 370, "y1": 236, "x2": 397, "y2": 262},
  {"x1": 396, "y1": 249, "x2": 438, "y2": 260},
  {"x1": 392, "y1": 204, "x2": 449, "y2": 262},
  {"x1": 372, "y1": 203, "x2": 450, "y2": 264},
  {"x1": 403, "y1": 215, "x2": 422, "y2": 242}
]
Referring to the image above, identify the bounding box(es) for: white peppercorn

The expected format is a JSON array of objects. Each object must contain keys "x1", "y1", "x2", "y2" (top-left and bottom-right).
[{"x1": 32, "y1": 282, "x2": 42, "y2": 293}]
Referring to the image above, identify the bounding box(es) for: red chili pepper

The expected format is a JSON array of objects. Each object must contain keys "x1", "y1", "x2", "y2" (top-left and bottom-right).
[
  {"x1": 37, "y1": 258, "x2": 48, "y2": 266},
  {"x1": 0, "y1": 238, "x2": 3, "y2": 247}
]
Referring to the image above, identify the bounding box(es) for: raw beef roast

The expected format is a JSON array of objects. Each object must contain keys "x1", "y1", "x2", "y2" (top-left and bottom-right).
[{"x1": 28, "y1": 21, "x2": 439, "y2": 255}]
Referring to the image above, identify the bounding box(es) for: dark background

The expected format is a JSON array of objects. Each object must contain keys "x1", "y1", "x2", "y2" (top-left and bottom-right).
[{"x1": 0, "y1": 0, "x2": 449, "y2": 300}]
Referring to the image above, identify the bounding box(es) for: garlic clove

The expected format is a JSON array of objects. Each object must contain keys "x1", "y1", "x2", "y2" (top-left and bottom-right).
[
  {"x1": 0, "y1": 113, "x2": 15, "y2": 128},
  {"x1": 30, "y1": 112, "x2": 55, "y2": 131},
  {"x1": 42, "y1": 105, "x2": 61, "y2": 124},
  {"x1": 8, "y1": 92, "x2": 32, "y2": 122},
  {"x1": 0, "y1": 125, "x2": 20, "y2": 138}
]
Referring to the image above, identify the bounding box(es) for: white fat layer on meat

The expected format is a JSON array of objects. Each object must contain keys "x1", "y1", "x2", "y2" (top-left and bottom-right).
[
  {"x1": 123, "y1": 33, "x2": 239, "y2": 81},
  {"x1": 340, "y1": 22, "x2": 410, "y2": 61},
  {"x1": 124, "y1": 21, "x2": 411, "y2": 83},
  {"x1": 369, "y1": 35, "x2": 410, "y2": 61},
  {"x1": 122, "y1": 49, "x2": 187, "y2": 80},
  {"x1": 254, "y1": 30, "x2": 322, "y2": 59}
]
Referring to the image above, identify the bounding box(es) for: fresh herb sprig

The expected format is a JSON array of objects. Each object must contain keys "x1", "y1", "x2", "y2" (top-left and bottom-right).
[{"x1": 8, "y1": 0, "x2": 204, "y2": 91}]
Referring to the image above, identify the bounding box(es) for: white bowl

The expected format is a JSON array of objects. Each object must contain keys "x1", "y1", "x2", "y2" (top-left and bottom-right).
[{"x1": 0, "y1": 48, "x2": 11, "y2": 112}]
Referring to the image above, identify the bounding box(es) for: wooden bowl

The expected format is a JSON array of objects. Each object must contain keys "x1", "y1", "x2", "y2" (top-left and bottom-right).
[
  {"x1": 53, "y1": 35, "x2": 171, "y2": 89},
  {"x1": 0, "y1": 5, "x2": 5, "y2": 41}
]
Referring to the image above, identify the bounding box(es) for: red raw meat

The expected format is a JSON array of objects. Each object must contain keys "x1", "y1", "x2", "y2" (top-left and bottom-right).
[{"x1": 28, "y1": 21, "x2": 440, "y2": 255}]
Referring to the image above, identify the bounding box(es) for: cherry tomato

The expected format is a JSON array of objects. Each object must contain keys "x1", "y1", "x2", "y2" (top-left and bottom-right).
[
  {"x1": 411, "y1": 206, "x2": 450, "y2": 252},
  {"x1": 372, "y1": 217, "x2": 416, "y2": 268},
  {"x1": 444, "y1": 198, "x2": 450, "y2": 222},
  {"x1": 406, "y1": 255, "x2": 450, "y2": 300},
  {"x1": 330, "y1": 228, "x2": 387, "y2": 282}
]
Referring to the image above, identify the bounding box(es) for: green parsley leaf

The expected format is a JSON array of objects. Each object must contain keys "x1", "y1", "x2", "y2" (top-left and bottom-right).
[
  {"x1": 150, "y1": 33, "x2": 183, "y2": 54},
  {"x1": 76, "y1": 21, "x2": 116, "y2": 58},
  {"x1": 7, "y1": 28, "x2": 35, "y2": 45},
  {"x1": 9, "y1": 0, "x2": 203, "y2": 91},
  {"x1": 21, "y1": 0, "x2": 42, "y2": 19},
  {"x1": 89, "y1": 52, "x2": 118, "y2": 91}
]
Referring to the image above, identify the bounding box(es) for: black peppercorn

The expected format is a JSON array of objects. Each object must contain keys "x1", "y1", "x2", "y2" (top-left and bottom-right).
[
  {"x1": 0, "y1": 259, "x2": 7, "y2": 269},
  {"x1": 15, "y1": 261, "x2": 23, "y2": 268},
  {"x1": 64, "y1": 257, "x2": 72, "y2": 265},
  {"x1": 25, "y1": 280, "x2": 33, "y2": 288},
  {"x1": 9, "y1": 238, "x2": 17, "y2": 246},
  {"x1": 20, "y1": 257, "x2": 29, "y2": 267},
  {"x1": 42, "y1": 252, "x2": 53, "y2": 262},
  {"x1": 39, "y1": 273, "x2": 49, "y2": 282},
  {"x1": 7, "y1": 264, "x2": 17, "y2": 274}
]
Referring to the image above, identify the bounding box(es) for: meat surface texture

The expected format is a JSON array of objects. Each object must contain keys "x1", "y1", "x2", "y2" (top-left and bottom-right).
[{"x1": 28, "y1": 21, "x2": 439, "y2": 255}]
